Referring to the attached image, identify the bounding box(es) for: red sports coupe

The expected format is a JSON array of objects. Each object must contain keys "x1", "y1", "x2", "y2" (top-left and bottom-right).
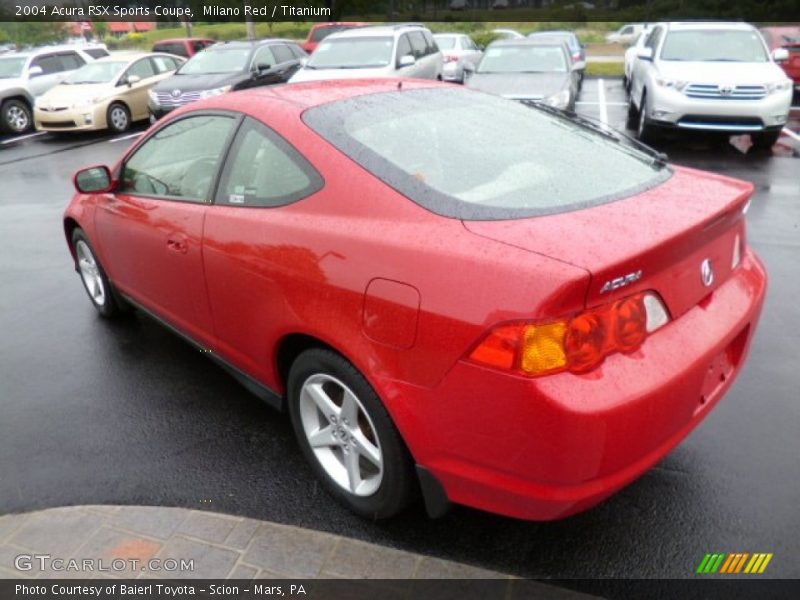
[{"x1": 64, "y1": 79, "x2": 767, "y2": 521}]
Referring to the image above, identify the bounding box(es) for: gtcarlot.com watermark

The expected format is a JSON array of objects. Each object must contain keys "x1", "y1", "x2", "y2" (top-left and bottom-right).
[{"x1": 14, "y1": 553, "x2": 194, "y2": 574}]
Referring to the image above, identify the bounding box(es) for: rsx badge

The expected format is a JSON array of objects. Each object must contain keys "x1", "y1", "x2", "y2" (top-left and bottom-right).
[{"x1": 600, "y1": 270, "x2": 643, "y2": 293}]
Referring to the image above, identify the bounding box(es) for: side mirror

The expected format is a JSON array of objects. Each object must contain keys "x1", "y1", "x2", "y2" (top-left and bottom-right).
[
  {"x1": 74, "y1": 165, "x2": 115, "y2": 194},
  {"x1": 126, "y1": 75, "x2": 141, "y2": 86},
  {"x1": 28, "y1": 65, "x2": 44, "y2": 78},
  {"x1": 772, "y1": 48, "x2": 789, "y2": 62},
  {"x1": 637, "y1": 47, "x2": 654, "y2": 61},
  {"x1": 398, "y1": 54, "x2": 416, "y2": 68}
]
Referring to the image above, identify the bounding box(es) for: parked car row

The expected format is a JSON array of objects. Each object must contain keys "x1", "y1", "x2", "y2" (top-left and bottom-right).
[{"x1": 0, "y1": 43, "x2": 109, "y2": 133}]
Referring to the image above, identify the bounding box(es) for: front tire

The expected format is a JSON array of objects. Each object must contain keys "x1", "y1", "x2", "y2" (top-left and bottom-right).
[
  {"x1": 636, "y1": 90, "x2": 658, "y2": 144},
  {"x1": 107, "y1": 102, "x2": 130, "y2": 133},
  {"x1": 71, "y1": 228, "x2": 125, "y2": 318},
  {"x1": 287, "y1": 349, "x2": 415, "y2": 519},
  {"x1": 1, "y1": 99, "x2": 33, "y2": 134}
]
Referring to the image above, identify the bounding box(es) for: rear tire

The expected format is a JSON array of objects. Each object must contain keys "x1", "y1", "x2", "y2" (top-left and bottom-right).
[
  {"x1": 1, "y1": 98, "x2": 33, "y2": 134},
  {"x1": 751, "y1": 130, "x2": 780, "y2": 151},
  {"x1": 71, "y1": 228, "x2": 126, "y2": 318},
  {"x1": 287, "y1": 349, "x2": 416, "y2": 519}
]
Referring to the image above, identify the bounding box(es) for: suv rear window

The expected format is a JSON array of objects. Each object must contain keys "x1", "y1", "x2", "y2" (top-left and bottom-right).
[{"x1": 304, "y1": 88, "x2": 669, "y2": 220}]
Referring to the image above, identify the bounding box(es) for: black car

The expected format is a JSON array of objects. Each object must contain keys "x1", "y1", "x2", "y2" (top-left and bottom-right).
[{"x1": 148, "y1": 39, "x2": 306, "y2": 120}]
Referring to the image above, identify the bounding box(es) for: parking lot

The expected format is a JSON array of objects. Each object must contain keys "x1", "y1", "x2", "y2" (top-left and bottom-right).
[{"x1": 1, "y1": 78, "x2": 799, "y2": 579}]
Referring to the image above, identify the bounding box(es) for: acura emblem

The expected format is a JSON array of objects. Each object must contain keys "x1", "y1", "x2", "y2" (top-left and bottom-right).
[{"x1": 701, "y1": 259, "x2": 714, "y2": 287}]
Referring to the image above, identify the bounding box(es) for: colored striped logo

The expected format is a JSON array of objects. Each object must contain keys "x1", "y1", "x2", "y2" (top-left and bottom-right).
[{"x1": 696, "y1": 553, "x2": 773, "y2": 574}]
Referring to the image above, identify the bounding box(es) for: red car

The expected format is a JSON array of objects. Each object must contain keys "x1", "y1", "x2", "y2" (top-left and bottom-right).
[
  {"x1": 301, "y1": 22, "x2": 366, "y2": 53},
  {"x1": 760, "y1": 27, "x2": 800, "y2": 90},
  {"x1": 64, "y1": 80, "x2": 767, "y2": 521},
  {"x1": 152, "y1": 38, "x2": 217, "y2": 59}
]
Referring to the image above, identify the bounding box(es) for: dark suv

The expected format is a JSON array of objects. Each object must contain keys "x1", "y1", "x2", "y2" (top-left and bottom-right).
[{"x1": 148, "y1": 39, "x2": 306, "y2": 120}]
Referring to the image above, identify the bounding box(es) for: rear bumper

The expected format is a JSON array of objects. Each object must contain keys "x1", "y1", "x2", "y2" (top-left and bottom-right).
[{"x1": 386, "y1": 251, "x2": 767, "y2": 521}]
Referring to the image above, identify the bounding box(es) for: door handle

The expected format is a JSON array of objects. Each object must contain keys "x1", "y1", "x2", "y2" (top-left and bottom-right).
[{"x1": 167, "y1": 238, "x2": 188, "y2": 254}]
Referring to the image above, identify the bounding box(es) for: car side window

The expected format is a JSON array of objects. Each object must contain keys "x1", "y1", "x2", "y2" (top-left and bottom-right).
[
  {"x1": 151, "y1": 56, "x2": 177, "y2": 74},
  {"x1": 408, "y1": 32, "x2": 428, "y2": 59},
  {"x1": 31, "y1": 54, "x2": 62, "y2": 75},
  {"x1": 216, "y1": 117, "x2": 323, "y2": 208},
  {"x1": 396, "y1": 34, "x2": 412, "y2": 61},
  {"x1": 271, "y1": 44, "x2": 294, "y2": 64},
  {"x1": 252, "y1": 46, "x2": 276, "y2": 70},
  {"x1": 59, "y1": 52, "x2": 85, "y2": 70},
  {"x1": 288, "y1": 43, "x2": 307, "y2": 59},
  {"x1": 422, "y1": 30, "x2": 438, "y2": 54},
  {"x1": 120, "y1": 115, "x2": 237, "y2": 202},
  {"x1": 621, "y1": 26, "x2": 633, "y2": 35}
]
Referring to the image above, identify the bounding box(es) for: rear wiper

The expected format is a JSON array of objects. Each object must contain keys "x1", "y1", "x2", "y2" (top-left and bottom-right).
[{"x1": 523, "y1": 101, "x2": 668, "y2": 167}]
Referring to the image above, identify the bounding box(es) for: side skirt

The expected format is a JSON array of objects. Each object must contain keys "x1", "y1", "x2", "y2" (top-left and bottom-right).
[{"x1": 121, "y1": 294, "x2": 284, "y2": 412}]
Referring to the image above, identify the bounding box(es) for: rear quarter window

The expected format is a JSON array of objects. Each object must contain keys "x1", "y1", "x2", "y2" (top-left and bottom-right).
[{"x1": 303, "y1": 88, "x2": 670, "y2": 220}]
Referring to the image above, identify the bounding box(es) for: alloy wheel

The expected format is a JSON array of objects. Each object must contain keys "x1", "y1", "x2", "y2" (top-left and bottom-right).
[
  {"x1": 7, "y1": 105, "x2": 29, "y2": 132},
  {"x1": 298, "y1": 373, "x2": 383, "y2": 496},
  {"x1": 76, "y1": 240, "x2": 106, "y2": 306},
  {"x1": 109, "y1": 106, "x2": 128, "y2": 131}
]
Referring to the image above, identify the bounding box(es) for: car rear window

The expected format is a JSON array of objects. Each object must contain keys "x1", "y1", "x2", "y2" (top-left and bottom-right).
[{"x1": 303, "y1": 87, "x2": 669, "y2": 220}]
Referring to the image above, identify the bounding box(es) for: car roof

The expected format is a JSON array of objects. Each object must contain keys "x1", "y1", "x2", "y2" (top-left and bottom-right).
[
  {"x1": 664, "y1": 21, "x2": 756, "y2": 31},
  {"x1": 2, "y1": 44, "x2": 98, "y2": 59},
  {"x1": 155, "y1": 38, "x2": 215, "y2": 43},
  {"x1": 208, "y1": 39, "x2": 295, "y2": 49},
  {"x1": 94, "y1": 52, "x2": 164, "y2": 62},
  {"x1": 529, "y1": 31, "x2": 576, "y2": 38},
  {"x1": 223, "y1": 78, "x2": 441, "y2": 111},
  {"x1": 490, "y1": 39, "x2": 568, "y2": 49},
  {"x1": 325, "y1": 24, "x2": 425, "y2": 40}
]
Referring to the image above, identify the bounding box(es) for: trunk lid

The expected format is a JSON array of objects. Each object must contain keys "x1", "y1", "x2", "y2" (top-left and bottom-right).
[{"x1": 463, "y1": 166, "x2": 752, "y2": 318}]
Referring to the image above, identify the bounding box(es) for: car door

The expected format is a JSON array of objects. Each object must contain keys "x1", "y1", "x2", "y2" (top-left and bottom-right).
[
  {"x1": 631, "y1": 26, "x2": 663, "y2": 106},
  {"x1": 201, "y1": 116, "x2": 324, "y2": 382},
  {"x1": 407, "y1": 31, "x2": 430, "y2": 78},
  {"x1": 115, "y1": 57, "x2": 161, "y2": 121},
  {"x1": 94, "y1": 113, "x2": 240, "y2": 345},
  {"x1": 395, "y1": 33, "x2": 414, "y2": 76},
  {"x1": 242, "y1": 45, "x2": 286, "y2": 89},
  {"x1": 267, "y1": 43, "x2": 303, "y2": 82},
  {"x1": 462, "y1": 36, "x2": 482, "y2": 68}
]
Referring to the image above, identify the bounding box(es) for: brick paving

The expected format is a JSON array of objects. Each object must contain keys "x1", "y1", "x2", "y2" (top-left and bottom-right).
[{"x1": 0, "y1": 505, "x2": 598, "y2": 598}]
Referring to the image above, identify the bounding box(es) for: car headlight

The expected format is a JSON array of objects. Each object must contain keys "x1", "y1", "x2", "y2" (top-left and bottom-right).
[
  {"x1": 199, "y1": 85, "x2": 232, "y2": 99},
  {"x1": 544, "y1": 89, "x2": 570, "y2": 109},
  {"x1": 655, "y1": 78, "x2": 688, "y2": 91},
  {"x1": 148, "y1": 88, "x2": 159, "y2": 104},
  {"x1": 765, "y1": 79, "x2": 792, "y2": 94}
]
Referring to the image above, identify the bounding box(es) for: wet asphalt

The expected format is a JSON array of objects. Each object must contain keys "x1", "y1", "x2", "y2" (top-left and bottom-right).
[{"x1": 0, "y1": 78, "x2": 798, "y2": 579}]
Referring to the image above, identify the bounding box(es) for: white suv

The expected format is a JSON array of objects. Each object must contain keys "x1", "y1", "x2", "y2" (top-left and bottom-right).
[
  {"x1": 290, "y1": 24, "x2": 443, "y2": 83},
  {"x1": 628, "y1": 22, "x2": 793, "y2": 148}
]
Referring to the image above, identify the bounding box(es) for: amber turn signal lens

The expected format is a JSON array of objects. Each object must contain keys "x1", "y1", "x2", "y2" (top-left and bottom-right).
[{"x1": 520, "y1": 322, "x2": 567, "y2": 374}]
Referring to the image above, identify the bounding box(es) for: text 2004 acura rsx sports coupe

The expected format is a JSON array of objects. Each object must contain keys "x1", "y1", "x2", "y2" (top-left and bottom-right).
[{"x1": 64, "y1": 80, "x2": 767, "y2": 521}]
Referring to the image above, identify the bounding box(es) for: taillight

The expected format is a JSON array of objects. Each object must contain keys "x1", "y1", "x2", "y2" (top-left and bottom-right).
[
  {"x1": 467, "y1": 292, "x2": 669, "y2": 377},
  {"x1": 443, "y1": 54, "x2": 459, "y2": 63}
]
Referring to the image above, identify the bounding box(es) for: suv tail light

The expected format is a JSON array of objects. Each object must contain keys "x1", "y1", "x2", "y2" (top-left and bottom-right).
[{"x1": 467, "y1": 292, "x2": 670, "y2": 377}]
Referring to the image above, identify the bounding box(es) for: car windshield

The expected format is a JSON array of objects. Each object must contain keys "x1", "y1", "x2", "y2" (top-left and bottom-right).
[
  {"x1": 478, "y1": 45, "x2": 567, "y2": 73},
  {"x1": 65, "y1": 61, "x2": 127, "y2": 84},
  {"x1": 0, "y1": 56, "x2": 26, "y2": 79},
  {"x1": 178, "y1": 48, "x2": 250, "y2": 74},
  {"x1": 660, "y1": 30, "x2": 769, "y2": 62},
  {"x1": 306, "y1": 37, "x2": 394, "y2": 69},
  {"x1": 433, "y1": 35, "x2": 457, "y2": 50},
  {"x1": 304, "y1": 88, "x2": 668, "y2": 220}
]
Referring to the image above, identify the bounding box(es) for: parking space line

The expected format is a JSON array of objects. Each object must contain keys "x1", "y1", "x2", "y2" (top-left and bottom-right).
[
  {"x1": 597, "y1": 78, "x2": 608, "y2": 126},
  {"x1": 576, "y1": 101, "x2": 627, "y2": 106},
  {"x1": 782, "y1": 128, "x2": 800, "y2": 141},
  {"x1": 1, "y1": 132, "x2": 47, "y2": 145},
  {"x1": 109, "y1": 132, "x2": 144, "y2": 143}
]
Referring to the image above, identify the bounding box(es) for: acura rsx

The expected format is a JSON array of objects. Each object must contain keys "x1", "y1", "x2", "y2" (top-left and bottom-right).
[{"x1": 64, "y1": 79, "x2": 767, "y2": 521}]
